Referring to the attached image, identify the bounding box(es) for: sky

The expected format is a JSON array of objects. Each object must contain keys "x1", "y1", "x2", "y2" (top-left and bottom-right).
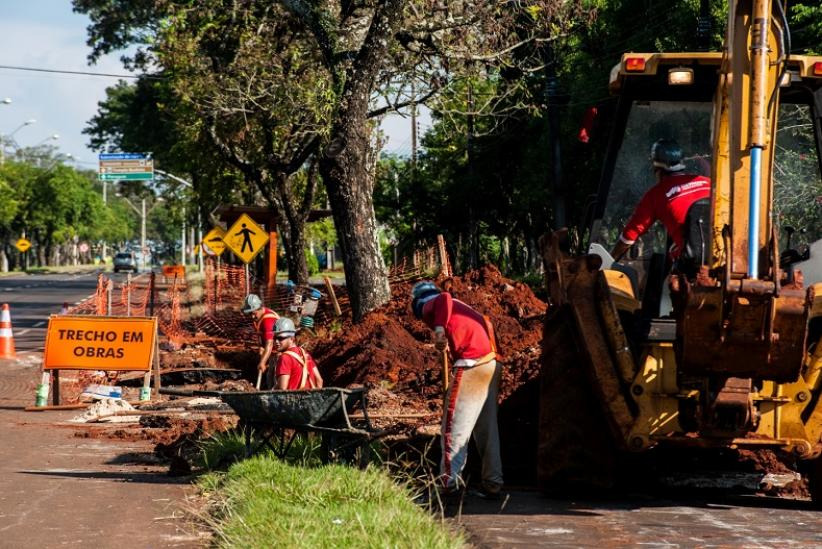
[{"x1": 0, "y1": 1, "x2": 428, "y2": 171}]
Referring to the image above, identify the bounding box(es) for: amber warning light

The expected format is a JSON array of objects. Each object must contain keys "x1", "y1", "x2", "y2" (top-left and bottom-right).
[{"x1": 625, "y1": 57, "x2": 646, "y2": 72}]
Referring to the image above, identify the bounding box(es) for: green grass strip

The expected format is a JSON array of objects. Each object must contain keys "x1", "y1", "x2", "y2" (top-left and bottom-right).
[{"x1": 198, "y1": 454, "x2": 463, "y2": 549}]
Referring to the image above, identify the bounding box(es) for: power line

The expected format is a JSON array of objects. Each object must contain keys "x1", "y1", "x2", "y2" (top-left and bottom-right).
[{"x1": 0, "y1": 64, "x2": 160, "y2": 80}]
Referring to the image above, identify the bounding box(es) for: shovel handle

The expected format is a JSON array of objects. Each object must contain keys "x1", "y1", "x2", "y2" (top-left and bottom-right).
[
  {"x1": 255, "y1": 371, "x2": 263, "y2": 390},
  {"x1": 441, "y1": 350, "x2": 449, "y2": 393}
]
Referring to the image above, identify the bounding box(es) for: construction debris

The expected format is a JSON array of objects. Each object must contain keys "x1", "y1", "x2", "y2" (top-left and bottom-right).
[{"x1": 70, "y1": 399, "x2": 136, "y2": 423}]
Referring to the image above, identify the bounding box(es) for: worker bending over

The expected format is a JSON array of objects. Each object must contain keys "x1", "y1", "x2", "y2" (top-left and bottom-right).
[
  {"x1": 273, "y1": 317, "x2": 323, "y2": 390},
  {"x1": 241, "y1": 294, "x2": 280, "y2": 386},
  {"x1": 612, "y1": 138, "x2": 711, "y2": 262},
  {"x1": 411, "y1": 281, "x2": 503, "y2": 499}
]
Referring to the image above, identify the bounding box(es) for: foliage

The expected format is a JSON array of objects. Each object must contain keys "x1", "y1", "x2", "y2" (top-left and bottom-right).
[
  {"x1": 196, "y1": 452, "x2": 461, "y2": 548},
  {"x1": 0, "y1": 154, "x2": 135, "y2": 269},
  {"x1": 791, "y1": 2, "x2": 822, "y2": 54},
  {"x1": 305, "y1": 249, "x2": 320, "y2": 277}
]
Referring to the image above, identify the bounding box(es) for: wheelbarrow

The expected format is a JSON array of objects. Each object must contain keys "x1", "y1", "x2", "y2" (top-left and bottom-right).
[{"x1": 207, "y1": 387, "x2": 379, "y2": 465}]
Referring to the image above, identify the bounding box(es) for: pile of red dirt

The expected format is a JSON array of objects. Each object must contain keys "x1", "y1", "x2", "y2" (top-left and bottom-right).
[
  {"x1": 308, "y1": 264, "x2": 547, "y2": 483},
  {"x1": 309, "y1": 264, "x2": 547, "y2": 405}
]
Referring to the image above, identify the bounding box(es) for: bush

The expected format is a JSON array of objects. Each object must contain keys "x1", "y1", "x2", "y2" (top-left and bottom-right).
[{"x1": 305, "y1": 249, "x2": 320, "y2": 276}]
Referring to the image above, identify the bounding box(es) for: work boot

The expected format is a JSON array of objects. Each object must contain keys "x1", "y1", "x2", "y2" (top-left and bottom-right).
[{"x1": 467, "y1": 482, "x2": 502, "y2": 500}]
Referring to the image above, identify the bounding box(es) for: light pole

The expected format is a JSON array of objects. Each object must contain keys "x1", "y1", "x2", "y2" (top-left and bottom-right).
[
  {"x1": 118, "y1": 194, "x2": 163, "y2": 272},
  {"x1": 1, "y1": 118, "x2": 35, "y2": 166},
  {"x1": 155, "y1": 169, "x2": 202, "y2": 270},
  {"x1": 34, "y1": 133, "x2": 59, "y2": 147}
]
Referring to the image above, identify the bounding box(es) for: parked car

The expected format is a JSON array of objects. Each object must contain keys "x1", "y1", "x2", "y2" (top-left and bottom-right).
[{"x1": 113, "y1": 252, "x2": 138, "y2": 273}]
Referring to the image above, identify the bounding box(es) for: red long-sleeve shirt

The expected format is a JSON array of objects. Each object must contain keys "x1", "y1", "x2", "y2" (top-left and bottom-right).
[
  {"x1": 620, "y1": 172, "x2": 711, "y2": 258},
  {"x1": 421, "y1": 293, "x2": 492, "y2": 360}
]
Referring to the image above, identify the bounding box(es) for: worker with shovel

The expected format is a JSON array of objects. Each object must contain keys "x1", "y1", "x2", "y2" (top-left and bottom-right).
[
  {"x1": 241, "y1": 294, "x2": 279, "y2": 388},
  {"x1": 411, "y1": 281, "x2": 503, "y2": 499},
  {"x1": 272, "y1": 317, "x2": 323, "y2": 390}
]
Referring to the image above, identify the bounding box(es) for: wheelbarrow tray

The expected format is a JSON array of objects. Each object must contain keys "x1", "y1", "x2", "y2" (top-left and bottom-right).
[{"x1": 215, "y1": 387, "x2": 365, "y2": 430}]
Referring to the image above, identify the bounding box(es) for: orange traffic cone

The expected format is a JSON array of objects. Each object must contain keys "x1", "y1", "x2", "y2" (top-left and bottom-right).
[{"x1": 0, "y1": 304, "x2": 16, "y2": 358}]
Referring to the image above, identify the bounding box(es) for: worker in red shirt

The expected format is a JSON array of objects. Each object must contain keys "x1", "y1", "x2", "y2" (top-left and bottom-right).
[
  {"x1": 241, "y1": 294, "x2": 279, "y2": 386},
  {"x1": 273, "y1": 317, "x2": 323, "y2": 390},
  {"x1": 611, "y1": 139, "x2": 711, "y2": 262},
  {"x1": 411, "y1": 281, "x2": 503, "y2": 499}
]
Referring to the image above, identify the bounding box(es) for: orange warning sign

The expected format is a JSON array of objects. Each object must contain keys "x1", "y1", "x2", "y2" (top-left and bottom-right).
[{"x1": 43, "y1": 316, "x2": 157, "y2": 371}]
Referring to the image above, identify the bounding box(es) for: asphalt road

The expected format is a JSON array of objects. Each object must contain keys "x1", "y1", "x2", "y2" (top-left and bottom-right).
[
  {"x1": 453, "y1": 490, "x2": 822, "y2": 547},
  {"x1": 0, "y1": 271, "x2": 130, "y2": 353}
]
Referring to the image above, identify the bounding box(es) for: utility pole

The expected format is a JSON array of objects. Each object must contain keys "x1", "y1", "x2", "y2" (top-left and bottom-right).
[
  {"x1": 101, "y1": 180, "x2": 107, "y2": 263},
  {"x1": 181, "y1": 209, "x2": 186, "y2": 265},
  {"x1": 141, "y1": 198, "x2": 147, "y2": 272},
  {"x1": 411, "y1": 81, "x2": 417, "y2": 177},
  {"x1": 697, "y1": 0, "x2": 712, "y2": 51}
]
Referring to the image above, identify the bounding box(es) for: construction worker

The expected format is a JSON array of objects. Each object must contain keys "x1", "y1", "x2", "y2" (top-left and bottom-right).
[
  {"x1": 411, "y1": 281, "x2": 503, "y2": 499},
  {"x1": 273, "y1": 317, "x2": 323, "y2": 390},
  {"x1": 611, "y1": 138, "x2": 711, "y2": 262},
  {"x1": 241, "y1": 294, "x2": 279, "y2": 384}
]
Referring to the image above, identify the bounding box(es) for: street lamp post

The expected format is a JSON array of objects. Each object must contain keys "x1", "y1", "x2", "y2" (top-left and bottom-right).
[
  {"x1": 1, "y1": 118, "x2": 35, "y2": 166},
  {"x1": 119, "y1": 195, "x2": 162, "y2": 273},
  {"x1": 154, "y1": 169, "x2": 202, "y2": 271}
]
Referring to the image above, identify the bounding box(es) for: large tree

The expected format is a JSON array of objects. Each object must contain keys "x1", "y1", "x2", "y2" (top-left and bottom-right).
[{"x1": 75, "y1": 0, "x2": 594, "y2": 319}]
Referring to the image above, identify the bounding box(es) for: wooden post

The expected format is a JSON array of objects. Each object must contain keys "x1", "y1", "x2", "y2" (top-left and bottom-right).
[
  {"x1": 149, "y1": 272, "x2": 156, "y2": 316},
  {"x1": 152, "y1": 332, "x2": 161, "y2": 397},
  {"x1": 266, "y1": 220, "x2": 278, "y2": 297},
  {"x1": 323, "y1": 276, "x2": 342, "y2": 317},
  {"x1": 52, "y1": 370, "x2": 60, "y2": 406},
  {"x1": 126, "y1": 273, "x2": 132, "y2": 316},
  {"x1": 437, "y1": 234, "x2": 450, "y2": 277}
]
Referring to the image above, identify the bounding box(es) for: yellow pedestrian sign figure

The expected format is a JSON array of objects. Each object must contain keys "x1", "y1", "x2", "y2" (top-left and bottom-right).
[
  {"x1": 15, "y1": 238, "x2": 31, "y2": 253},
  {"x1": 224, "y1": 213, "x2": 269, "y2": 264},
  {"x1": 201, "y1": 227, "x2": 227, "y2": 256}
]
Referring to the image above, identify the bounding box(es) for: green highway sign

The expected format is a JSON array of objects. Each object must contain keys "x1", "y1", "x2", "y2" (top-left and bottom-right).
[
  {"x1": 98, "y1": 152, "x2": 154, "y2": 181},
  {"x1": 99, "y1": 172, "x2": 155, "y2": 181}
]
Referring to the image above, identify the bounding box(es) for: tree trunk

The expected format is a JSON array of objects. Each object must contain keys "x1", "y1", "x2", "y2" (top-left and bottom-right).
[
  {"x1": 318, "y1": 0, "x2": 399, "y2": 322},
  {"x1": 279, "y1": 218, "x2": 310, "y2": 285},
  {"x1": 321, "y1": 158, "x2": 390, "y2": 321}
]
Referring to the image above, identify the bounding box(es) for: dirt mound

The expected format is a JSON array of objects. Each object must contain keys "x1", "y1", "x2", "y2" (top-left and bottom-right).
[
  {"x1": 311, "y1": 265, "x2": 546, "y2": 403},
  {"x1": 308, "y1": 264, "x2": 547, "y2": 483}
]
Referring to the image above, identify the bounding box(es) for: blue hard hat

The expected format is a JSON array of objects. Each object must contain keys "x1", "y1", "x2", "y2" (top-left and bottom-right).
[
  {"x1": 411, "y1": 281, "x2": 441, "y2": 319},
  {"x1": 650, "y1": 139, "x2": 685, "y2": 171}
]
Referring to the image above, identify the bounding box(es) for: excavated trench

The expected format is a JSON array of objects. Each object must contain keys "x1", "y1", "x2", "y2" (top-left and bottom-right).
[{"x1": 74, "y1": 264, "x2": 810, "y2": 496}]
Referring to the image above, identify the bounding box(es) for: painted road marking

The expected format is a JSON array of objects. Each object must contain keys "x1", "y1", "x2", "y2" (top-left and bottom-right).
[
  {"x1": 33, "y1": 321, "x2": 45, "y2": 327},
  {"x1": 17, "y1": 329, "x2": 30, "y2": 336}
]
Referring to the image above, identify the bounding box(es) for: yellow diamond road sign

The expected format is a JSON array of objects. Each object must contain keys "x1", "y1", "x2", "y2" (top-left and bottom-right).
[
  {"x1": 201, "y1": 227, "x2": 227, "y2": 256},
  {"x1": 15, "y1": 238, "x2": 31, "y2": 253},
  {"x1": 224, "y1": 213, "x2": 269, "y2": 264}
]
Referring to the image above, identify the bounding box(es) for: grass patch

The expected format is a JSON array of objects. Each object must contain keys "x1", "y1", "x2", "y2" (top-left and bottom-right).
[{"x1": 196, "y1": 445, "x2": 462, "y2": 548}]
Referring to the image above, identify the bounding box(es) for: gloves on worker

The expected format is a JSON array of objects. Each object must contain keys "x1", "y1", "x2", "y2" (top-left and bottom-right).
[{"x1": 434, "y1": 326, "x2": 447, "y2": 351}]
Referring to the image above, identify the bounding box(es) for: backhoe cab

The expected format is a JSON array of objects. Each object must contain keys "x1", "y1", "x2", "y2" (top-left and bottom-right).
[{"x1": 539, "y1": 0, "x2": 822, "y2": 499}]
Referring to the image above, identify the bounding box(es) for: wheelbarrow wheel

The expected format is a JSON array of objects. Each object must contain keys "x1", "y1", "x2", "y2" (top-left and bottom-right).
[{"x1": 321, "y1": 432, "x2": 368, "y2": 467}]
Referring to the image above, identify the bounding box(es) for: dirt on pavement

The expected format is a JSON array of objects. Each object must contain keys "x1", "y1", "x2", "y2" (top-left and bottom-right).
[{"x1": 0, "y1": 357, "x2": 205, "y2": 548}]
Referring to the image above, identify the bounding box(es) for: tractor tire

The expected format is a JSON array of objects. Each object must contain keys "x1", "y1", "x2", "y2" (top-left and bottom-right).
[{"x1": 537, "y1": 304, "x2": 618, "y2": 494}]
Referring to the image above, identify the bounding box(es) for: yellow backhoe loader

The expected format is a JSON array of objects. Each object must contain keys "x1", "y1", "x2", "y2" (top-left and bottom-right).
[{"x1": 539, "y1": 0, "x2": 822, "y2": 499}]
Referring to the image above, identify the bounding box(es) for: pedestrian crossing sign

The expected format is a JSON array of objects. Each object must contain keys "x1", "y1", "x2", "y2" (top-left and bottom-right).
[
  {"x1": 15, "y1": 238, "x2": 31, "y2": 253},
  {"x1": 224, "y1": 213, "x2": 269, "y2": 264},
  {"x1": 201, "y1": 226, "x2": 227, "y2": 256}
]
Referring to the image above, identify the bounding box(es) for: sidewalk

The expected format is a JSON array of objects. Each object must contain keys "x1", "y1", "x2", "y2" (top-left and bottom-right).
[{"x1": 0, "y1": 357, "x2": 205, "y2": 548}]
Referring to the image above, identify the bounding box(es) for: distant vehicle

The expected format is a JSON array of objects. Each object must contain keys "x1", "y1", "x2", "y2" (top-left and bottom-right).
[{"x1": 113, "y1": 252, "x2": 138, "y2": 273}]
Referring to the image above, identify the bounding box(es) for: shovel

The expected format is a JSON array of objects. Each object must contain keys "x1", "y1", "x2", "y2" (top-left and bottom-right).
[
  {"x1": 441, "y1": 349, "x2": 449, "y2": 393},
  {"x1": 256, "y1": 370, "x2": 263, "y2": 390}
]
